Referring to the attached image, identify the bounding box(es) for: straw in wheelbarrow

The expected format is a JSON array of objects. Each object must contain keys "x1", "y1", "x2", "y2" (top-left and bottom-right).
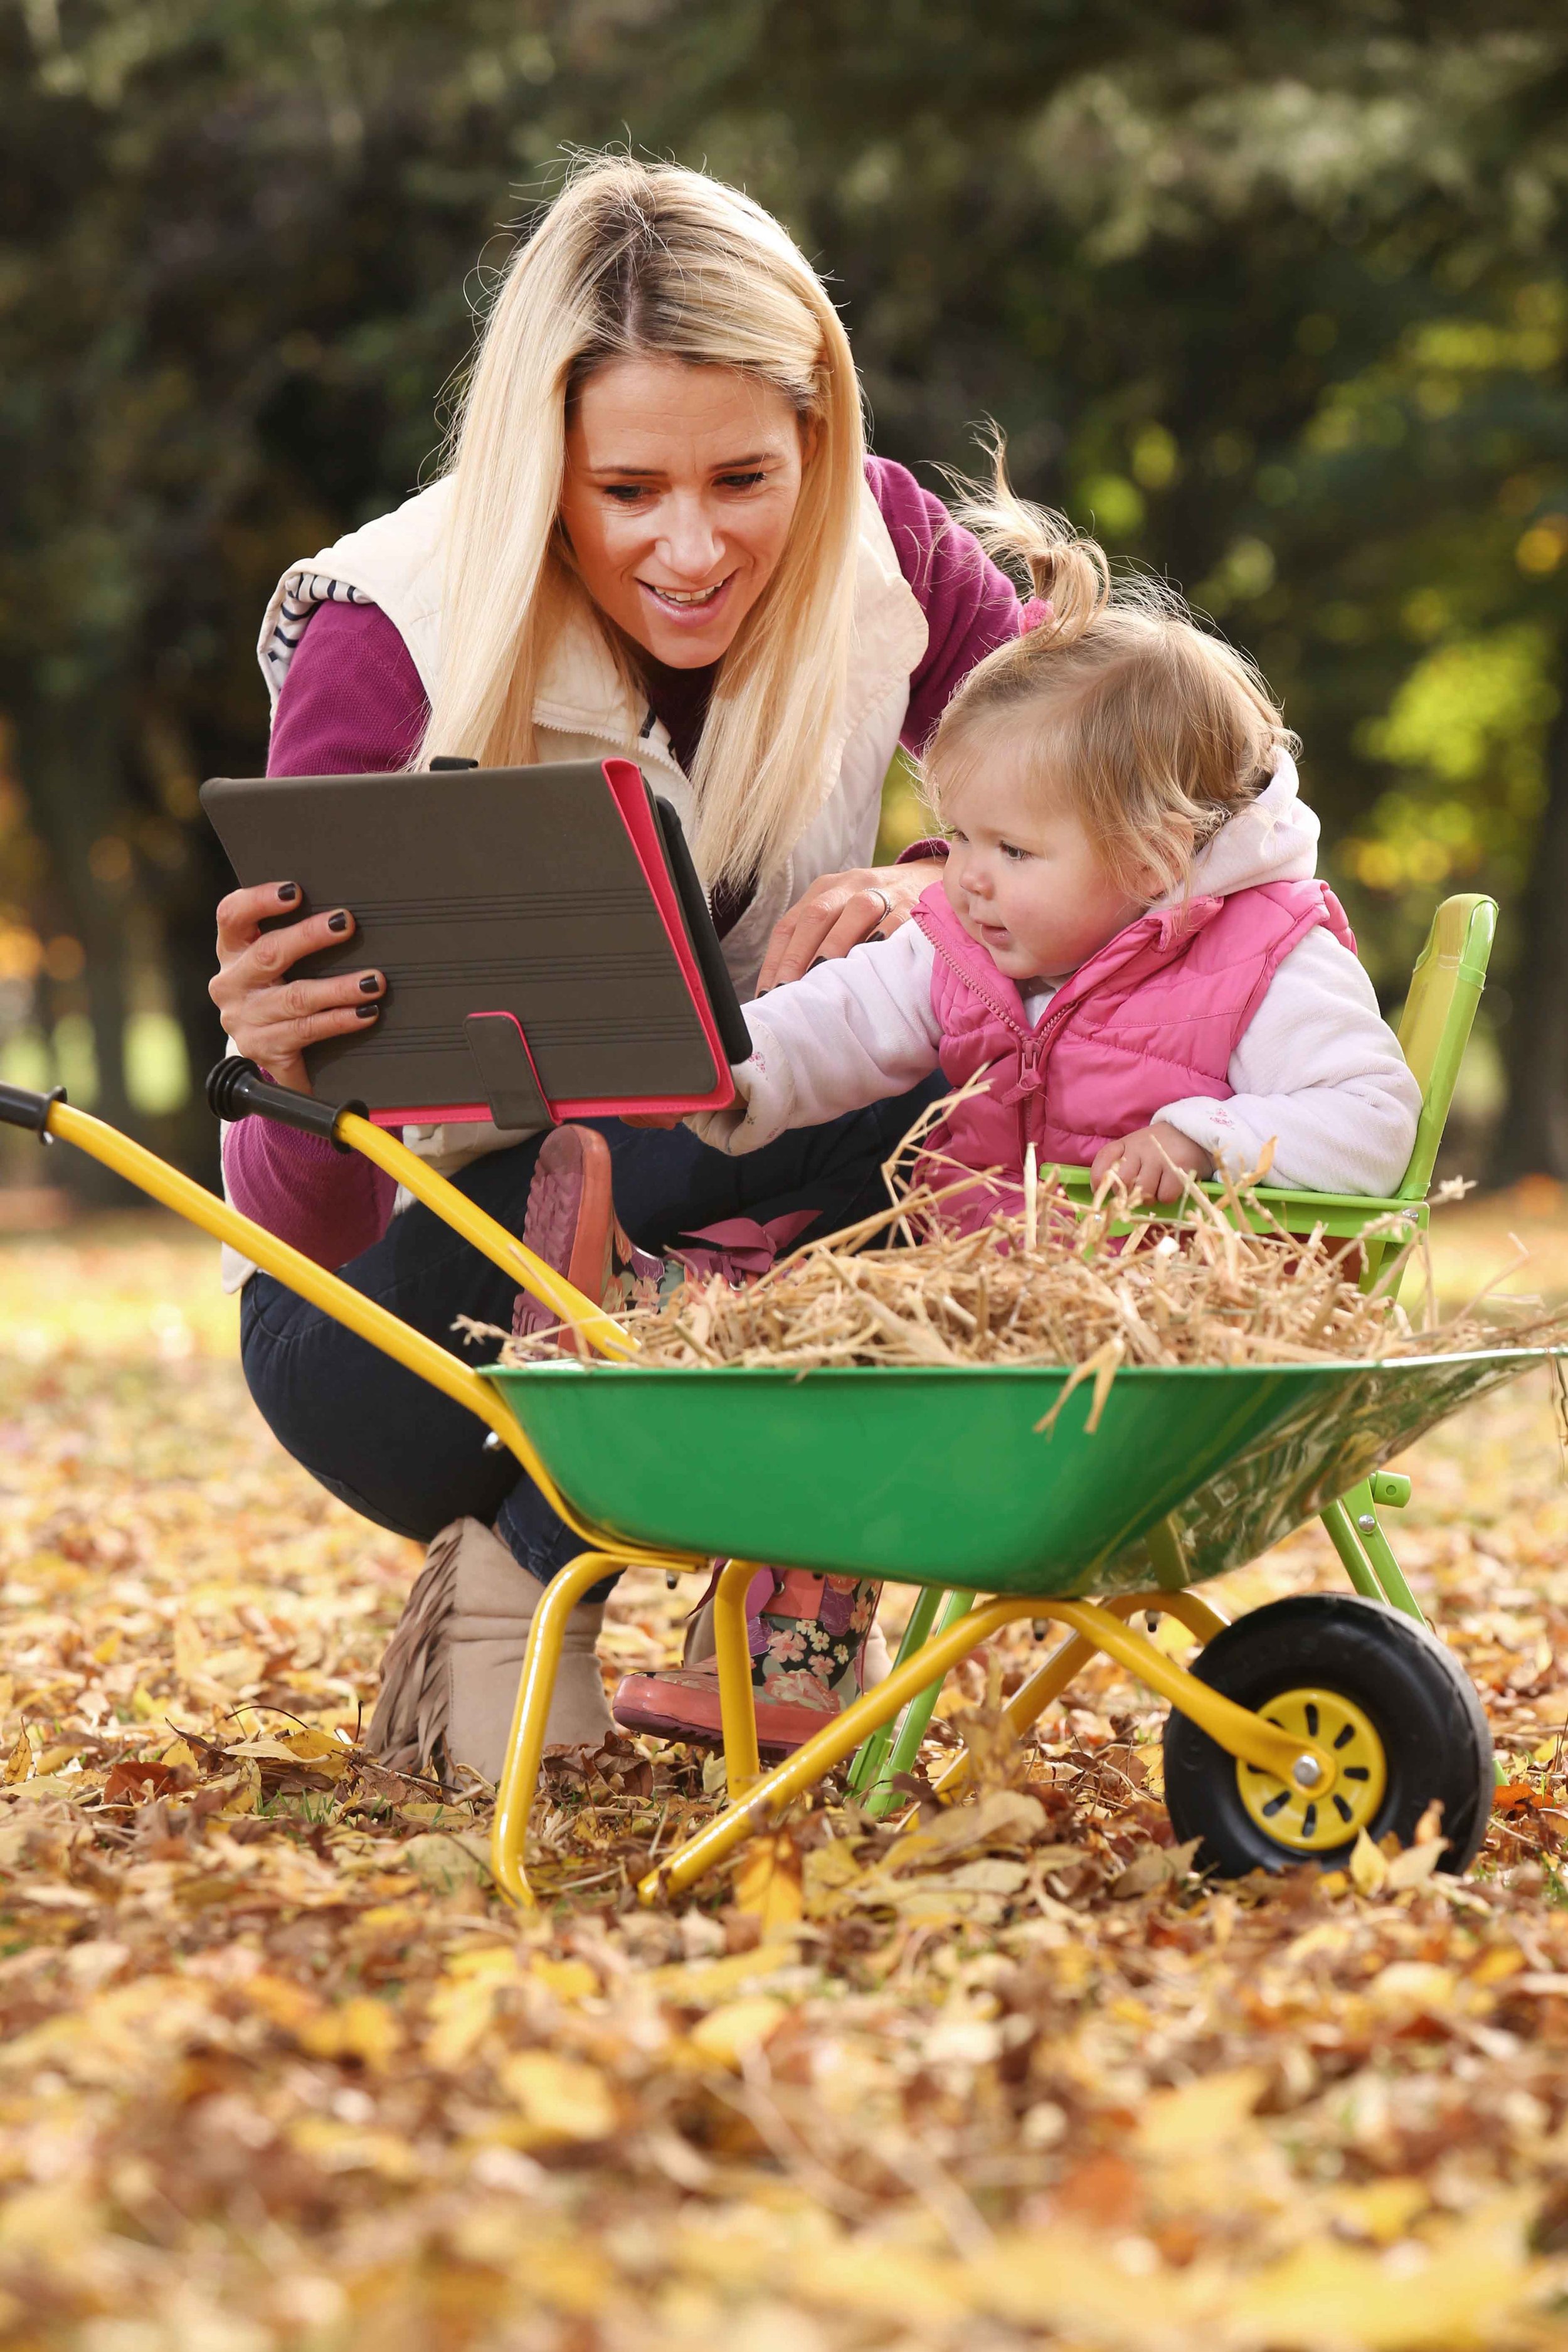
[{"x1": 483, "y1": 1141, "x2": 1564, "y2": 1429}]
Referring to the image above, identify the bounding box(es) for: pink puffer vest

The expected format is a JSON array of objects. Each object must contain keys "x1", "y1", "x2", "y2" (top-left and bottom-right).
[{"x1": 913, "y1": 878, "x2": 1355, "y2": 1230}]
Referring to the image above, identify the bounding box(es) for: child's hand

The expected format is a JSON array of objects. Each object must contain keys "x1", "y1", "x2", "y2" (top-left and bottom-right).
[{"x1": 1090, "y1": 1121, "x2": 1215, "y2": 1204}]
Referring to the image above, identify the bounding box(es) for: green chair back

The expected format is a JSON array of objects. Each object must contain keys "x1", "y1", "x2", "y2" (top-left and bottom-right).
[{"x1": 1394, "y1": 893, "x2": 1498, "y2": 1202}]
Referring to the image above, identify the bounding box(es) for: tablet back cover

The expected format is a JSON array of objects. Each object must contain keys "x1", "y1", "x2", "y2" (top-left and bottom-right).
[{"x1": 201, "y1": 760, "x2": 728, "y2": 1117}]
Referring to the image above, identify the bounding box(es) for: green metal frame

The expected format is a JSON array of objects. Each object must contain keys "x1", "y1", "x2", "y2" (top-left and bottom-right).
[{"x1": 850, "y1": 891, "x2": 1497, "y2": 1816}]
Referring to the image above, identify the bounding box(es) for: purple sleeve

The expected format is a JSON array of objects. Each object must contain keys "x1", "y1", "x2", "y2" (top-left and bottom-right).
[
  {"x1": 224, "y1": 601, "x2": 424, "y2": 1268},
  {"x1": 223, "y1": 1114, "x2": 396, "y2": 1271},
  {"x1": 266, "y1": 599, "x2": 429, "y2": 779},
  {"x1": 865, "y1": 455, "x2": 1023, "y2": 752}
]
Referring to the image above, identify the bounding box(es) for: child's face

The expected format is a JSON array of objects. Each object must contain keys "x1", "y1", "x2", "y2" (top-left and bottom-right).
[{"x1": 940, "y1": 753, "x2": 1154, "y2": 984}]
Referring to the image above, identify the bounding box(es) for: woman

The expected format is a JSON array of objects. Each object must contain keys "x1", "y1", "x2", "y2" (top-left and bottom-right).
[{"x1": 213, "y1": 156, "x2": 1023, "y2": 1778}]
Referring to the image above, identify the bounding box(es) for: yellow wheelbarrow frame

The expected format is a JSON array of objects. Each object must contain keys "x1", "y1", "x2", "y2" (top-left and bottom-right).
[{"x1": 9, "y1": 1074, "x2": 1360, "y2": 1909}]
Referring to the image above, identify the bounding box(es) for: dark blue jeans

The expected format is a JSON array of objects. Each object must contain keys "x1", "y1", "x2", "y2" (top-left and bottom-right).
[{"x1": 240, "y1": 1085, "x2": 940, "y2": 1591}]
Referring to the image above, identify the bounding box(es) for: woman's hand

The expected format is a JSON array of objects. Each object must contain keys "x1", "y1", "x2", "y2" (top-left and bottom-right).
[
  {"x1": 757, "y1": 857, "x2": 944, "y2": 993},
  {"x1": 1090, "y1": 1122, "x2": 1215, "y2": 1205},
  {"x1": 209, "y1": 882, "x2": 384, "y2": 1097}
]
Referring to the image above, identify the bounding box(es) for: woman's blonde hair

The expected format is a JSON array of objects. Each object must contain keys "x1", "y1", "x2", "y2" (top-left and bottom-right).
[
  {"x1": 926, "y1": 440, "x2": 1298, "y2": 902},
  {"x1": 420, "y1": 156, "x2": 865, "y2": 892}
]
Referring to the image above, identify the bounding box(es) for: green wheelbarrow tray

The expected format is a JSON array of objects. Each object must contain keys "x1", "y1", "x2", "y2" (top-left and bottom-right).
[{"x1": 482, "y1": 1346, "x2": 1550, "y2": 1598}]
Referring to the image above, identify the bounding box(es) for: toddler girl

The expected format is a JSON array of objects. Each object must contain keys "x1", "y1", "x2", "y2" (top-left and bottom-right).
[
  {"x1": 612, "y1": 463, "x2": 1421, "y2": 1759},
  {"x1": 684, "y1": 466, "x2": 1421, "y2": 1215}
]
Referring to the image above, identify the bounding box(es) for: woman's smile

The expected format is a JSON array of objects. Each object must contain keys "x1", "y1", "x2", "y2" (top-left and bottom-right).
[{"x1": 637, "y1": 572, "x2": 738, "y2": 621}]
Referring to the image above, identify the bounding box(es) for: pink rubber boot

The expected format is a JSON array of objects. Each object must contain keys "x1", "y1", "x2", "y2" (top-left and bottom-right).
[{"x1": 613, "y1": 1569, "x2": 883, "y2": 1758}]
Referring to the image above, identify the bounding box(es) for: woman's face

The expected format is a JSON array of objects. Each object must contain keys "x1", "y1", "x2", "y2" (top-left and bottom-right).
[{"x1": 559, "y1": 355, "x2": 810, "y2": 669}]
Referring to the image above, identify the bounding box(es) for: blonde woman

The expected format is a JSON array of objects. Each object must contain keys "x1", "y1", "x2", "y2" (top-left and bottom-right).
[{"x1": 211, "y1": 157, "x2": 1025, "y2": 1777}]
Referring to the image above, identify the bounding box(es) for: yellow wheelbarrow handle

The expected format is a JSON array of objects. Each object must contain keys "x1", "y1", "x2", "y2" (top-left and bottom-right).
[
  {"x1": 33, "y1": 1092, "x2": 615, "y2": 1539},
  {"x1": 204, "y1": 1056, "x2": 635, "y2": 1362},
  {"x1": 5, "y1": 1080, "x2": 709, "y2": 1912}
]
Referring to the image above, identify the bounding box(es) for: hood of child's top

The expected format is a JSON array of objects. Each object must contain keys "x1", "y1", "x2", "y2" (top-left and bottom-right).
[{"x1": 1157, "y1": 749, "x2": 1319, "y2": 908}]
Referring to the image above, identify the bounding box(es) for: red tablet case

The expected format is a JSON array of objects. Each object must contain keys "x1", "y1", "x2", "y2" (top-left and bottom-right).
[{"x1": 199, "y1": 756, "x2": 745, "y2": 1129}]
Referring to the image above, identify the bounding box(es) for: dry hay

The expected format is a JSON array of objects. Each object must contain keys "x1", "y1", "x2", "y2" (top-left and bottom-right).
[{"x1": 492, "y1": 1138, "x2": 1565, "y2": 1414}]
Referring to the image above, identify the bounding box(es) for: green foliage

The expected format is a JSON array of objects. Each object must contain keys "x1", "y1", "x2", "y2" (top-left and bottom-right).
[{"x1": 4, "y1": 1, "x2": 1568, "y2": 1169}]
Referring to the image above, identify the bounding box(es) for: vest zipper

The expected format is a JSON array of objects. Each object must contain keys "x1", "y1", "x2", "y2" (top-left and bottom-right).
[{"x1": 920, "y1": 921, "x2": 1081, "y2": 1162}]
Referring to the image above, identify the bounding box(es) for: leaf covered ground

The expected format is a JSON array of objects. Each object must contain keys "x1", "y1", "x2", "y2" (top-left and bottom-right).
[{"x1": 6, "y1": 1200, "x2": 1568, "y2": 2350}]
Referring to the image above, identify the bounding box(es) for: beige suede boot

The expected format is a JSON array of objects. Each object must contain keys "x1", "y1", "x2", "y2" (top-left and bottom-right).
[{"x1": 368, "y1": 1517, "x2": 612, "y2": 1785}]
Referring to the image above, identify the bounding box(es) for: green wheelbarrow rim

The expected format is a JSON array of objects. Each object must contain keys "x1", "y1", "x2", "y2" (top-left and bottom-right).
[{"x1": 480, "y1": 1348, "x2": 1552, "y2": 1595}]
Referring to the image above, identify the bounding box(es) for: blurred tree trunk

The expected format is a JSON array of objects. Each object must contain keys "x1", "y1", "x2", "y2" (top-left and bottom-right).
[
  {"x1": 1495, "y1": 642, "x2": 1568, "y2": 1181},
  {"x1": 12, "y1": 681, "x2": 140, "y2": 1203}
]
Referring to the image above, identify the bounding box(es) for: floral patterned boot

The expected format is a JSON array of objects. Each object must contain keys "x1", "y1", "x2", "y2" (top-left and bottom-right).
[{"x1": 613, "y1": 1568, "x2": 882, "y2": 1757}]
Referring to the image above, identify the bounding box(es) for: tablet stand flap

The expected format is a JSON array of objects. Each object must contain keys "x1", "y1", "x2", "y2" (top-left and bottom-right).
[{"x1": 463, "y1": 1013, "x2": 556, "y2": 1131}]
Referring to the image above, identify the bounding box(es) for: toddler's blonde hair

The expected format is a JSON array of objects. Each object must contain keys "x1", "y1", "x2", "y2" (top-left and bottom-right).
[{"x1": 926, "y1": 440, "x2": 1298, "y2": 902}]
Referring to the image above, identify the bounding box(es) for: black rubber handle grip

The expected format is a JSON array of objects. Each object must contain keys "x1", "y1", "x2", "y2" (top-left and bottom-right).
[
  {"x1": 205, "y1": 1058, "x2": 364, "y2": 1151},
  {"x1": 0, "y1": 1080, "x2": 64, "y2": 1139}
]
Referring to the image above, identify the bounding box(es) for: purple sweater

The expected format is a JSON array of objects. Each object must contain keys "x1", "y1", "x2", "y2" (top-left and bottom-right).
[{"x1": 226, "y1": 457, "x2": 1022, "y2": 1269}]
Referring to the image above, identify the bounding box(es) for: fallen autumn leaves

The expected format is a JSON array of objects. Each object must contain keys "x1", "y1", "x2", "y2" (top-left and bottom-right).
[{"x1": 6, "y1": 1210, "x2": 1568, "y2": 2349}]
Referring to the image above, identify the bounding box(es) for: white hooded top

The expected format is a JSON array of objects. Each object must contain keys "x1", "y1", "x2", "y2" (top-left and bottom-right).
[{"x1": 687, "y1": 755, "x2": 1423, "y2": 1196}]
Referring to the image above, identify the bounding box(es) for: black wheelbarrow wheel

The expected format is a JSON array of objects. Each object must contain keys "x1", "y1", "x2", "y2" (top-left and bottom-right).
[{"x1": 1163, "y1": 1592, "x2": 1493, "y2": 1877}]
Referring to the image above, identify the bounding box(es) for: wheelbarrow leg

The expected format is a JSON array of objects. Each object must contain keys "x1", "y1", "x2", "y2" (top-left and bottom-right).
[
  {"x1": 1322, "y1": 1479, "x2": 1425, "y2": 1624},
  {"x1": 640, "y1": 1595, "x2": 1332, "y2": 1903},
  {"x1": 711, "y1": 1557, "x2": 764, "y2": 1797},
  {"x1": 845, "y1": 1585, "x2": 946, "y2": 1799},
  {"x1": 860, "y1": 1590, "x2": 977, "y2": 1819},
  {"x1": 490, "y1": 1549, "x2": 630, "y2": 1908},
  {"x1": 931, "y1": 1588, "x2": 1231, "y2": 1797}
]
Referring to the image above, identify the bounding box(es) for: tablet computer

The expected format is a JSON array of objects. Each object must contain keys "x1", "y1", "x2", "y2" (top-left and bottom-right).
[{"x1": 200, "y1": 756, "x2": 750, "y2": 1127}]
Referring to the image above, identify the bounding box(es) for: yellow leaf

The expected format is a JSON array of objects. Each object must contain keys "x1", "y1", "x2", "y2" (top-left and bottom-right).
[
  {"x1": 1110, "y1": 1845, "x2": 1170, "y2": 1898},
  {"x1": 90, "y1": 1632, "x2": 120, "y2": 1668},
  {"x1": 244, "y1": 1974, "x2": 321, "y2": 2035},
  {"x1": 401, "y1": 1830, "x2": 490, "y2": 1892},
  {"x1": 732, "y1": 1830, "x2": 804, "y2": 1933},
  {"x1": 647, "y1": 1944, "x2": 803, "y2": 2004},
  {"x1": 157, "y1": 1737, "x2": 199, "y2": 1773},
  {"x1": 1330, "y1": 2176, "x2": 1430, "y2": 2245},
  {"x1": 1385, "y1": 1837, "x2": 1447, "y2": 1891},
  {"x1": 1350, "y1": 1826, "x2": 1387, "y2": 1895},
  {"x1": 1471, "y1": 1944, "x2": 1526, "y2": 1987},
  {"x1": 802, "y1": 1839, "x2": 868, "y2": 1915},
  {"x1": 499, "y1": 2051, "x2": 616, "y2": 2143},
  {"x1": 425, "y1": 1961, "x2": 514, "y2": 2070},
  {"x1": 299, "y1": 1997, "x2": 402, "y2": 2071},
  {"x1": 3, "y1": 1730, "x2": 32, "y2": 1785},
  {"x1": 531, "y1": 1956, "x2": 598, "y2": 2003},
  {"x1": 281, "y1": 1725, "x2": 350, "y2": 1762},
  {"x1": 289, "y1": 2115, "x2": 420, "y2": 2181},
  {"x1": 1135, "y1": 2065, "x2": 1267, "y2": 2158},
  {"x1": 1232, "y1": 2200, "x2": 1536, "y2": 2348},
  {"x1": 689, "y1": 1996, "x2": 786, "y2": 2070},
  {"x1": 172, "y1": 1614, "x2": 208, "y2": 1684},
  {"x1": 1369, "y1": 1961, "x2": 1457, "y2": 2018}
]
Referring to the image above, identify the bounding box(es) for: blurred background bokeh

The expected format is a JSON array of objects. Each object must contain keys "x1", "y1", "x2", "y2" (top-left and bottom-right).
[{"x1": 4, "y1": 0, "x2": 1567, "y2": 1212}]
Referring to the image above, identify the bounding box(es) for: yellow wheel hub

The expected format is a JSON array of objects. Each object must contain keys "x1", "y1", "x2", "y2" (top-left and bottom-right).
[{"x1": 1236, "y1": 1687, "x2": 1386, "y2": 1852}]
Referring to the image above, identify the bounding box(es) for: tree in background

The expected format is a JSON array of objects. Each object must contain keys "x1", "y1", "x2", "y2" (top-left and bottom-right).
[{"x1": 3, "y1": 0, "x2": 1566, "y2": 1184}]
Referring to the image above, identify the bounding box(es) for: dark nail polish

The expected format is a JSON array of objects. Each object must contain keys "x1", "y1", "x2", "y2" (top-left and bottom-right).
[
  {"x1": 277, "y1": 882, "x2": 300, "y2": 903},
  {"x1": 358, "y1": 972, "x2": 381, "y2": 994},
  {"x1": 356, "y1": 1003, "x2": 379, "y2": 1019},
  {"x1": 327, "y1": 910, "x2": 350, "y2": 934}
]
